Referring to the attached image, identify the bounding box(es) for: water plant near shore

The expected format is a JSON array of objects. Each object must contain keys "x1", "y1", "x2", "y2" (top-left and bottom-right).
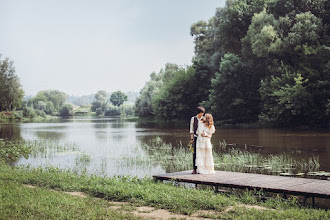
[
  {"x1": 119, "y1": 137, "x2": 323, "y2": 179},
  {"x1": 0, "y1": 139, "x2": 78, "y2": 163}
]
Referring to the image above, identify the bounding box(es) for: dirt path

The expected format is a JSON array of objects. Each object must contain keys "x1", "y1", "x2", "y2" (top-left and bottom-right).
[{"x1": 24, "y1": 184, "x2": 274, "y2": 219}]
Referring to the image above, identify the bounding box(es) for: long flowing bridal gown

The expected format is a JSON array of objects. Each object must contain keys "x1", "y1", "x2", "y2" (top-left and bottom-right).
[{"x1": 196, "y1": 123, "x2": 215, "y2": 174}]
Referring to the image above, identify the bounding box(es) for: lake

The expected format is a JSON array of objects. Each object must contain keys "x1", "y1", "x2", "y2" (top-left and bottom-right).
[{"x1": 1, "y1": 117, "x2": 329, "y2": 177}]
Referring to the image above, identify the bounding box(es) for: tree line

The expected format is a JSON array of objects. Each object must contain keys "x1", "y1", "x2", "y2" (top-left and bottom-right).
[
  {"x1": 135, "y1": 0, "x2": 330, "y2": 128},
  {"x1": 91, "y1": 90, "x2": 134, "y2": 116},
  {"x1": 0, "y1": 54, "x2": 133, "y2": 119}
]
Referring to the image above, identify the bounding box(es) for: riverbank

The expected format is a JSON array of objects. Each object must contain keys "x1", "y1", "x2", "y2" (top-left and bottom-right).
[
  {"x1": 0, "y1": 162, "x2": 329, "y2": 219},
  {"x1": 0, "y1": 111, "x2": 59, "y2": 123}
]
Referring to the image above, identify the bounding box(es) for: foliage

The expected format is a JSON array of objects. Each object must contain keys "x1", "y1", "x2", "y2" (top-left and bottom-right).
[
  {"x1": 110, "y1": 91, "x2": 128, "y2": 107},
  {"x1": 91, "y1": 90, "x2": 107, "y2": 112},
  {"x1": 135, "y1": 0, "x2": 330, "y2": 127},
  {"x1": 28, "y1": 90, "x2": 67, "y2": 114},
  {"x1": 122, "y1": 104, "x2": 135, "y2": 116},
  {"x1": 91, "y1": 91, "x2": 133, "y2": 116},
  {"x1": 60, "y1": 104, "x2": 73, "y2": 117},
  {"x1": 0, "y1": 55, "x2": 24, "y2": 111},
  {"x1": 22, "y1": 105, "x2": 37, "y2": 119},
  {"x1": 152, "y1": 66, "x2": 198, "y2": 119},
  {"x1": 104, "y1": 104, "x2": 120, "y2": 116},
  {"x1": 209, "y1": 54, "x2": 261, "y2": 123},
  {"x1": 135, "y1": 78, "x2": 163, "y2": 117}
]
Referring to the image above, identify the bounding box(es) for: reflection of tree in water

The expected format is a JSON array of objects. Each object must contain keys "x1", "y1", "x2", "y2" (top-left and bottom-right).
[
  {"x1": 110, "y1": 119, "x2": 131, "y2": 129},
  {"x1": 0, "y1": 124, "x2": 22, "y2": 140},
  {"x1": 93, "y1": 118, "x2": 134, "y2": 141},
  {"x1": 135, "y1": 121, "x2": 185, "y2": 130},
  {"x1": 35, "y1": 131, "x2": 66, "y2": 140}
]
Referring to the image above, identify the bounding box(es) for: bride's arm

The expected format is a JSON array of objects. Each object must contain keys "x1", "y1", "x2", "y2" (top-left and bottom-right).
[{"x1": 203, "y1": 126, "x2": 215, "y2": 138}]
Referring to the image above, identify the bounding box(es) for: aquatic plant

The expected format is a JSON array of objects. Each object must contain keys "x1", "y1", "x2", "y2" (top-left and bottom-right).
[
  {"x1": 119, "y1": 137, "x2": 323, "y2": 179},
  {"x1": 0, "y1": 139, "x2": 79, "y2": 163}
]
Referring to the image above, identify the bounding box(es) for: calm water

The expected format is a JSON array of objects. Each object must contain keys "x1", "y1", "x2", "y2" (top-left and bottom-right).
[{"x1": 1, "y1": 117, "x2": 329, "y2": 177}]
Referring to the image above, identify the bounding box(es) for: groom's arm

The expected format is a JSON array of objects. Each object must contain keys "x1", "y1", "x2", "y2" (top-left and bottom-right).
[{"x1": 189, "y1": 117, "x2": 194, "y2": 142}]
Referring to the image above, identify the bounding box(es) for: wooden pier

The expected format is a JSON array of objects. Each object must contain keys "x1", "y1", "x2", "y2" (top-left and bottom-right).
[{"x1": 153, "y1": 170, "x2": 330, "y2": 206}]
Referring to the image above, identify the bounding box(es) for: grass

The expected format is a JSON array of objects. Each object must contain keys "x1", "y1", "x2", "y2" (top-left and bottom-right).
[
  {"x1": 0, "y1": 178, "x2": 139, "y2": 220},
  {"x1": 1, "y1": 161, "x2": 329, "y2": 219},
  {"x1": 1, "y1": 137, "x2": 330, "y2": 218},
  {"x1": 118, "y1": 137, "x2": 323, "y2": 179}
]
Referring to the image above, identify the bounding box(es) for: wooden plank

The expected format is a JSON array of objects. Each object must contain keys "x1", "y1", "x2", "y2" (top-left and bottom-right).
[{"x1": 153, "y1": 170, "x2": 330, "y2": 199}]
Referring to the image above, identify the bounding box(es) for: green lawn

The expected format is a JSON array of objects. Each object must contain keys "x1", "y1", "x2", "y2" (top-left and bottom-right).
[{"x1": 1, "y1": 162, "x2": 329, "y2": 219}]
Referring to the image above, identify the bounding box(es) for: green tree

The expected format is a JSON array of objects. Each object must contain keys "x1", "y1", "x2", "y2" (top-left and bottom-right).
[
  {"x1": 110, "y1": 91, "x2": 127, "y2": 107},
  {"x1": 104, "y1": 104, "x2": 120, "y2": 116},
  {"x1": 60, "y1": 104, "x2": 73, "y2": 117},
  {"x1": 0, "y1": 55, "x2": 24, "y2": 111},
  {"x1": 91, "y1": 90, "x2": 107, "y2": 112},
  {"x1": 259, "y1": 66, "x2": 311, "y2": 125},
  {"x1": 28, "y1": 90, "x2": 67, "y2": 113},
  {"x1": 134, "y1": 0, "x2": 330, "y2": 128},
  {"x1": 209, "y1": 54, "x2": 260, "y2": 124},
  {"x1": 135, "y1": 79, "x2": 163, "y2": 117},
  {"x1": 152, "y1": 66, "x2": 197, "y2": 119}
]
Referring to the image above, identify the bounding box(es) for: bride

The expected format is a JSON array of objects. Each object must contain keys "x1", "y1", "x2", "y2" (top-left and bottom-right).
[{"x1": 196, "y1": 113, "x2": 215, "y2": 174}]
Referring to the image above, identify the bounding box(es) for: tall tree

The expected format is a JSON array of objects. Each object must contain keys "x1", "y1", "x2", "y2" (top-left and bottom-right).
[
  {"x1": 0, "y1": 55, "x2": 24, "y2": 111},
  {"x1": 28, "y1": 90, "x2": 67, "y2": 112},
  {"x1": 110, "y1": 91, "x2": 127, "y2": 107},
  {"x1": 209, "y1": 54, "x2": 260, "y2": 123},
  {"x1": 91, "y1": 90, "x2": 107, "y2": 112}
]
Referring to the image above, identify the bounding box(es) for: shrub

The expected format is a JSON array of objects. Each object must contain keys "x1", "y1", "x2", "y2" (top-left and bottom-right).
[
  {"x1": 104, "y1": 105, "x2": 120, "y2": 116},
  {"x1": 23, "y1": 106, "x2": 37, "y2": 118},
  {"x1": 59, "y1": 104, "x2": 73, "y2": 117}
]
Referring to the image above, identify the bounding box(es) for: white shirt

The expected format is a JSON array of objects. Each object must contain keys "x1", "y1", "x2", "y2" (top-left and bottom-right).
[{"x1": 189, "y1": 115, "x2": 203, "y2": 136}]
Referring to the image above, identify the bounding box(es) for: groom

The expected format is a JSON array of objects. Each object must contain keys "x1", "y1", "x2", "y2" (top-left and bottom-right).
[{"x1": 189, "y1": 106, "x2": 205, "y2": 174}]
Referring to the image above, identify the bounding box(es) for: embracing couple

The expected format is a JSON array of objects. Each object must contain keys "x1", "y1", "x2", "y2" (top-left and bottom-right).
[{"x1": 189, "y1": 106, "x2": 215, "y2": 175}]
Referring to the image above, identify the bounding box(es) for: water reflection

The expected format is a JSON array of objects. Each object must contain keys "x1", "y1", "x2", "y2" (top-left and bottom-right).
[
  {"x1": 0, "y1": 117, "x2": 329, "y2": 176},
  {"x1": 0, "y1": 124, "x2": 22, "y2": 140}
]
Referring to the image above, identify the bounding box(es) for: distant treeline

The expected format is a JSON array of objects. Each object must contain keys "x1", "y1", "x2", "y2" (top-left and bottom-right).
[
  {"x1": 66, "y1": 91, "x2": 138, "y2": 106},
  {"x1": 135, "y1": 0, "x2": 330, "y2": 128},
  {"x1": 0, "y1": 54, "x2": 138, "y2": 119}
]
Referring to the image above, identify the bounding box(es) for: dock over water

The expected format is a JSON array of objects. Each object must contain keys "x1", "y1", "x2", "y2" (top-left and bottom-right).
[{"x1": 153, "y1": 170, "x2": 330, "y2": 206}]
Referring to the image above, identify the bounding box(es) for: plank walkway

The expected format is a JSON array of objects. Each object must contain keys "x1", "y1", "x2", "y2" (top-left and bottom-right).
[{"x1": 153, "y1": 170, "x2": 330, "y2": 202}]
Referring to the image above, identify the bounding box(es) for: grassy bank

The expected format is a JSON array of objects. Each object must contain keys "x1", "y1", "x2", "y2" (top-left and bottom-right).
[
  {"x1": 0, "y1": 111, "x2": 59, "y2": 123},
  {"x1": 1, "y1": 162, "x2": 330, "y2": 219},
  {"x1": 0, "y1": 177, "x2": 138, "y2": 219}
]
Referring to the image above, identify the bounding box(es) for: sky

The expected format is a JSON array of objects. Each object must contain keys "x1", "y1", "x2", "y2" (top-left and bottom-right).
[{"x1": 0, "y1": 0, "x2": 226, "y2": 96}]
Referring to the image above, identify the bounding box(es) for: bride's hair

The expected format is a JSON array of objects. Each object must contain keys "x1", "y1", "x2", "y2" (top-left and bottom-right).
[{"x1": 203, "y1": 113, "x2": 214, "y2": 129}]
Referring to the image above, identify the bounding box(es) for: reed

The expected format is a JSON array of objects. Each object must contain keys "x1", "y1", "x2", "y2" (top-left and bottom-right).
[
  {"x1": 0, "y1": 139, "x2": 78, "y2": 163},
  {"x1": 119, "y1": 137, "x2": 323, "y2": 178}
]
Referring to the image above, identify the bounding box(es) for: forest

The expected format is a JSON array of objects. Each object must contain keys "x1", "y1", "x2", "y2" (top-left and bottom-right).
[{"x1": 135, "y1": 0, "x2": 330, "y2": 128}]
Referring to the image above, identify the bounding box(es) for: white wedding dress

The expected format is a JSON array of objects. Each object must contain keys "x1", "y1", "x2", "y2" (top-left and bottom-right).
[{"x1": 196, "y1": 123, "x2": 215, "y2": 174}]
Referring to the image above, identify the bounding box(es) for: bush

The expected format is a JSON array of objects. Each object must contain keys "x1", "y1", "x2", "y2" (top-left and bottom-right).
[
  {"x1": 95, "y1": 107, "x2": 103, "y2": 116},
  {"x1": 23, "y1": 106, "x2": 37, "y2": 118},
  {"x1": 104, "y1": 105, "x2": 120, "y2": 116},
  {"x1": 122, "y1": 104, "x2": 135, "y2": 116},
  {"x1": 35, "y1": 109, "x2": 46, "y2": 118},
  {"x1": 13, "y1": 111, "x2": 23, "y2": 120},
  {"x1": 59, "y1": 104, "x2": 73, "y2": 117}
]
